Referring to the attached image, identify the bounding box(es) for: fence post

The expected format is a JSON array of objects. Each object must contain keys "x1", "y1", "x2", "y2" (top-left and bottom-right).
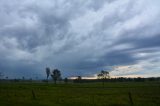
[
  {"x1": 32, "y1": 90, "x2": 36, "y2": 100},
  {"x1": 128, "y1": 92, "x2": 133, "y2": 106}
]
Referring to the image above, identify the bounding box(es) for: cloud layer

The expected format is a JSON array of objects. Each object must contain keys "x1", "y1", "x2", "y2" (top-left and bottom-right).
[{"x1": 0, "y1": 0, "x2": 160, "y2": 78}]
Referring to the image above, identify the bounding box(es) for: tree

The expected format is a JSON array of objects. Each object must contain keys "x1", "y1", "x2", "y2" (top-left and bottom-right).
[
  {"x1": 77, "y1": 76, "x2": 82, "y2": 80},
  {"x1": 46, "y1": 67, "x2": 50, "y2": 82},
  {"x1": 64, "y1": 77, "x2": 68, "y2": 84},
  {"x1": 5, "y1": 76, "x2": 8, "y2": 80},
  {"x1": 97, "y1": 70, "x2": 110, "y2": 79},
  {"x1": 97, "y1": 70, "x2": 110, "y2": 87},
  {"x1": 22, "y1": 76, "x2": 25, "y2": 80},
  {"x1": 51, "y1": 69, "x2": 61, "y2": 84},
  {"x1": 76, "y1": 76, "x2": 82, "y2": 83}
]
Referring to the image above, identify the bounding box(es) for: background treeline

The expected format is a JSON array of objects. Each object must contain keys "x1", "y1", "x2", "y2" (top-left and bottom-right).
[
  {"x1": 73, "y1": 77, "x2": 160, "y2": 83},
  {"x1": 1, "y1": 69, "x2": 160, "y2": 83},
  {"x1": 1, "y1": 77, "x2": 160, "y2": 83}
]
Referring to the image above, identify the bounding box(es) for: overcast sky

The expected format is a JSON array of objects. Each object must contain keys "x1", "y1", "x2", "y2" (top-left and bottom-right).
[{"x1": 0, "y1": 0, "x2": 160, "y2": 79}]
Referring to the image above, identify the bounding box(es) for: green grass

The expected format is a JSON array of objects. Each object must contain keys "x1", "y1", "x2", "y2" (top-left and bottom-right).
[{"x1": 0, "y1": 81, "x2": 160, "y2": 106}]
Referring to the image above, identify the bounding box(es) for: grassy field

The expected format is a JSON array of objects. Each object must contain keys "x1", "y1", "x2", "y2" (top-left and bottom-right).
[{"x1": 0, "y1": 81, "x2": 160, "y2": 106}]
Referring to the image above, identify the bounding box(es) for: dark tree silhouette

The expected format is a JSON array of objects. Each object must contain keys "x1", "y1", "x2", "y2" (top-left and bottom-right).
[
  {"x1": 5, "y1": 76, "x2": 8, "y2": 80},
  {"x1": 51, "y1": 69, "x2": 61, "y2": 84},
  {"x1": 97, "y1": 70, "x2": 110, "y2": 87},
  {"x1": 46, "y1": 67, "x2": 50, "y2": 81},
  {"x1": 77, "y1": 76, "x2": 82, "y2": 80},
  {"x1": 22, "y1": 76, "x2": 25, "y2": 80},
  {"x1": 76, "y1": 76, "x2": 82, "y2": 83},
  {"x1": 64, "y1": 77, "x2": 68, "y2": 84},
  {"x1": 97, "y1": 70, "x2": 110, "y2": 79}
]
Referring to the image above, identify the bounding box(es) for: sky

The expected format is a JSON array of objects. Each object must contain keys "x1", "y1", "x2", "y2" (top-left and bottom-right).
[{"x1": 0, "y1": 0, "x2": 160, "y2": 79}]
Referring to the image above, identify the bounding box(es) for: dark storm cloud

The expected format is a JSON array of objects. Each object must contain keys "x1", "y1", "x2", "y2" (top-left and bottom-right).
[{"x1": 0, "y1": 0, "x2": 160, "y2": 78}]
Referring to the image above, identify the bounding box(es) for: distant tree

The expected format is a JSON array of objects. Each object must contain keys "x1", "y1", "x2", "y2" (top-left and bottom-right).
[
  {"x1": 76, "y1": 76, "x2": 82, "y2": 83},
  {"x1": 51, "y1": 69, "x2": 61, "y2": 84},
  {"x1": 64, "y1": 77, "x2": 68, "y2": 84},
  {"x1": 97, "y1": 73, "x2": 102, "y2": 79},
  {"x1": 5, "y1": 76, "x2": 8, "y2": 80},
  {"x1": 77, "y1": 76, "x2": 82, "y2": 80},
  {"x1": 97, "y1": 70, "x2": 110, "y2": 87},
  {"x1": 46, "y1": 67, "x2": 50, "y2": 82},
  {"x1": 97, "y1": 70, "x2": 110, "y2": 79},
  {"x1": 22, "y1": 76, "x2": 25, "y2": 80}
]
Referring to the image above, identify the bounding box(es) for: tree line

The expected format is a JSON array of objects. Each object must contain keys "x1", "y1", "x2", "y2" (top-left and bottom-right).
[
  {"x1": 1, "y1": 69, "x2": 160, "y2": 83},
  {"x1": 45, "y1": 68, "x2": 160, "y2": 84},
  {"x1": 45, "y1": 68, "x2": 111, "y2": 84}
]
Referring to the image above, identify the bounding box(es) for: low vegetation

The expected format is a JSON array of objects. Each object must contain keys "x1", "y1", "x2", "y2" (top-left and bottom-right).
[{"x1": 0, "y1": 81, "x2": 160, "y2": 106}]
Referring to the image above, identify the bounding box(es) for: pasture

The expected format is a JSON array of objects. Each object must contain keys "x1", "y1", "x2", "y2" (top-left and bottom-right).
[{"x1": 0, "y1": 81, "x2": 160, "y2": 106}]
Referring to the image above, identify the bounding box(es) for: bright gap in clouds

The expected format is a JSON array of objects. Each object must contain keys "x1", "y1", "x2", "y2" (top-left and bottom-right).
[{"x1": 0, "y1": 0, "x2": 160, "y2": 79}]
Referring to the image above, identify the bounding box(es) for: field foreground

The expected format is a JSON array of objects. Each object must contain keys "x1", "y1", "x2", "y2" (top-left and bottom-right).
[{"x1": 0, "y1": 82, "x2": 160, "y2": 106}]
